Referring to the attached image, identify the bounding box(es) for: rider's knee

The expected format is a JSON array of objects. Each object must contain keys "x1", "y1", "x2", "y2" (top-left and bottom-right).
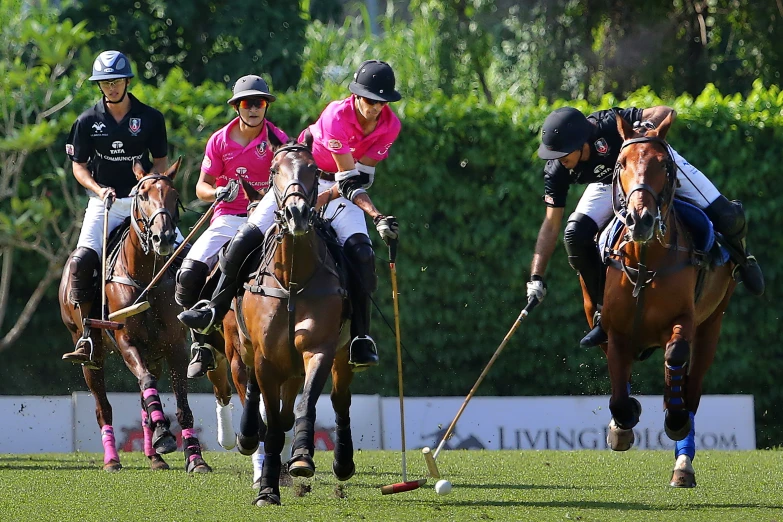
[
  {"x1": 176, "y1": 259, "x2": 210, "y2": 308},
  {"x1": 344, "y1": 233, "x2": 377, "y2": 292},
  {"x1": 69, "y1": 247, "x2": 100, "y2": 283},
  {"x1": 220, "y1": 222, "x2": 263, "y2": 274},
  {"x1": 705, "y1": 195, "x2": 746, "y2": 240},
  {"x1": 564, "y1": 213, "x2": 600, "y2": 269}
]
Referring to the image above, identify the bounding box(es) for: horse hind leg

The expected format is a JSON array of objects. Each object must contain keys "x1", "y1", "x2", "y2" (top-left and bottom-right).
[
  {"x1": 141, "y1": 409, "x2": 169, "y2": 471},
  {"x1": 238, "y1": 375, "x2": 263, "y2": 456},
  {"x1": 607, "y1": 388, "x2": 642, "y2": 452},
  {"x1": 168, "y1": 351, "x2": 212, "y2": 474},
  {"x1": 331, "y1": 346, "x2": 356, "y2": 481},
  {"x1": 139, "y1": 375, "x2": 178, "y2": 454},
  {"x1": 670, "y1": 412, "x2": 697, "y2": 488},
  {"x1": 664, "y1": 334, "x2": 692, "y2": 441},
  {"x1": 254, "y1": 371, "x2": 285, "y2": 507}
]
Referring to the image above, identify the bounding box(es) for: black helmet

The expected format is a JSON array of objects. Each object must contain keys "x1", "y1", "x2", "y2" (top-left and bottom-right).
[
  {"x1": 89, "y1": 51, "x2": 134, "y2": 81},
  {"x1": 349, "y1": 60, "x2": 402, "y2": 103},
  {"x1": 227, "y1": 75, "x2": 276, "y2": 104},
  {"x1": 537, "y1": 107, "x2": 592, "y2": 160}
]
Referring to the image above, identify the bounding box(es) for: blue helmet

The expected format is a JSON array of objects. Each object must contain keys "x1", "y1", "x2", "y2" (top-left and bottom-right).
[{"x1": 89, "y1": 51, "x2": 134, "y2": 81}]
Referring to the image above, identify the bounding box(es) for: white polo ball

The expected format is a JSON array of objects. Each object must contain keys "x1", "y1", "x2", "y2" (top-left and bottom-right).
[{"x1": 434, "y1": 479, "x2": 452, "y2": 495}]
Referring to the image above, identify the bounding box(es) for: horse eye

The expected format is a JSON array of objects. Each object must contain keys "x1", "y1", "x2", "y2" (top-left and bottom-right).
[{"x1": 139, "y1": 192, "x2": 148, "y2": 201}]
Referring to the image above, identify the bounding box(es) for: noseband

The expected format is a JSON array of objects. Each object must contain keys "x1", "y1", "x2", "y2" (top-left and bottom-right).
[
  {"x1": 612, "y1": 136, "x2": 676, "y2": 234},
  {"x1": 129, "y1": 174, "x2": 180, "y2": 255},
  {"x1": 270, "y1": 144, "x2": 321, "y2": 227}
]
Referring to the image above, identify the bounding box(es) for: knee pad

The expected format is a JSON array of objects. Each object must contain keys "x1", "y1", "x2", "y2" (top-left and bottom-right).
[
  {"x1": 563, "y1": 213, "x2": 600, "y2": 271},
  {"x1": 705, "y1": 196, "x2": 746, "y2": 240},
  {"x1": 343, "y1": 233, "x2": 377, "y2": 293},
  {"x1": 69, "y1": 247, "x2": 100, "y2": 292},
  {"x1": 175, "y1": 259, "x2": 210, "y2": 308}
]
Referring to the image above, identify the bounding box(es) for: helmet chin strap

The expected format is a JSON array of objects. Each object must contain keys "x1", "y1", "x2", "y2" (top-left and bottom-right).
[{"x1": 237, "y1": 109, "x2": 266, "y2": 129}]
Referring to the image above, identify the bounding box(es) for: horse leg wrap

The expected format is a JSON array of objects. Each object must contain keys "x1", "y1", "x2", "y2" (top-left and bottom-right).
[
  {"x1": 609, "y1": 396, "x2": 642, "y2": 430},
  {"x1": 238, "y1": 382, "x2": 261, "y2": 455},
  {"x1": 142, "y1": 388, "x2": 166, "y2": 424},
  {"x1": 291, "y1": 416, "x2": 315, "y2": 458},
  {"x1": 332, "y1": 415, "x2": 355, "y2": 481},
  {"x1": 101, "y1": 425, "x2": 120, "y2": 465},
  {"x1": 140, "y1": 410, "x2": 156, "y2": 457},
  {"x1": 182, "y1": 429, "x2": 210, "y2": 473},
  {"x1": 260, "y1": 453, "x2": 282, "y2": 495},
  {"x1": 674, "y1": 412, "x2": 697, "y2": 460}
]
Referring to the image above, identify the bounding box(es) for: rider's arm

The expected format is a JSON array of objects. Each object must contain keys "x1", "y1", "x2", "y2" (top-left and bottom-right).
[
  {"x1": 152, "y1": 156, "x2": 168, "y2": 175},
  {"x1": 640, "y1": 106, "x2": 676, "y2": 127},
  {"x1": 72, "y1": 161, "x2": 113, "y2": 200},
  {"x1": 530, "y1": 206, "x2": 565, "y2": 278},
  {"x1": 322, "y1": 152, "x2": 382, "y2": 219},
  {"x1": 195, "y1": 171, "x2": 219, "y2": 202}
]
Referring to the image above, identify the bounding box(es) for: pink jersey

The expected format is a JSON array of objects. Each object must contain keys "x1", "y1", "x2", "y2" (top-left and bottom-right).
[
  {"x1": 299, "y1": 94, "x2": 401, "y2": 173},
  {"x1": 201, "y1": 118, "x2": 288, "y2": 220}
]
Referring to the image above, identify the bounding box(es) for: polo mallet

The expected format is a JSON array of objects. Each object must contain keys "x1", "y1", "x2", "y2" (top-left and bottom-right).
[
  {"x1": 421, "y1": 296, "x2": 540, "y2": 478},
  {"x1": 83, "y1": 196, "x2": 124, "y2": 331},
  {"x1": 108, "y1": 192, "x2": 225, "y2": 321},
  {"x1": 380, "y1": 238, "x2": 426, "y2": 495}
]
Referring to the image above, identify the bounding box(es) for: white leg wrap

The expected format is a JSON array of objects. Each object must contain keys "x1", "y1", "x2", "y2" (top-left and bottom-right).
[{"x1": 216, "y1": 400, "x2": 236, "y2": 450}]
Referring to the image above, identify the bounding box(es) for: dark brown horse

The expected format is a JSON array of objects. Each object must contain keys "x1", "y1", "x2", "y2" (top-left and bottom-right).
[
  {"x1": 59, "y1": 159, "x2": 210, "y2": 473},
  {"x1": 596, "y1": 113, "x2": 735, "y2": 487},
  {"x1": 233, "y1": 143, "x2": 355, "y2": 506}
]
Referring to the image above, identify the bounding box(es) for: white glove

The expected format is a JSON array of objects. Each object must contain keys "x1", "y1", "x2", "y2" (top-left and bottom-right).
[
  {"x1": 215, "y1": 179, "x2": 239, "y2": 203},
  {"x1": 526, "y1": 278, "x2": 547, "y2": 303}
]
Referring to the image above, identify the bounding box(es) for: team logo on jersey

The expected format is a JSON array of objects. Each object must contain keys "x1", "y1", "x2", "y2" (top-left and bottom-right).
[
  {"x1": 256, "y1": 141, "x2": 267, "y2": 157},
  {"x1": 129, "y1": 118, "x2": 141, "y2": 135},
  {"x1": 543, "y1": 194, "x2": 555, "y2": 205},
  {"x1": 202, "y1": 156, "x2": 212, "y2": 169},
  {"x1": 92, "y1": 122, "x2": 106, "y2": 132},
  {"x1": 110, "y1": 141, "x2": 125, "y2": 154},
  {"x1": 327, "y1": 139, "x2": 342, "y2": 150},
  {"x1": 594, "y1": 138, "x2": 609, "y2": 155},
  {"x1": 236, "y1": 167, "x2": 248, "y2": 177},
  {"x1": 65, "y1": 144, "x2": 74, "y2": 155},
  {"x1": 593, "y1": 164, "x2": 612, "y2": 178}
]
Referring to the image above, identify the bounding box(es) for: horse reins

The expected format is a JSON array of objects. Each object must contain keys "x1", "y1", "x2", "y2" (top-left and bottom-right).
[{"x1": 129, "y1": 174, "x2": 181, "y2": 256}]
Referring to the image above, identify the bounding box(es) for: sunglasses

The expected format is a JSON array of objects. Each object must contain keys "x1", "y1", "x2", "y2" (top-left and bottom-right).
[
  {"x1": 98, "y1": 79, "x2": 126, "y2": 89},
  {"x1": 238, "y1": 98, "x2": 268, "y2": 110},
  {"x1": 361, "y1": 97, "x2": 388, "y2": 106}
]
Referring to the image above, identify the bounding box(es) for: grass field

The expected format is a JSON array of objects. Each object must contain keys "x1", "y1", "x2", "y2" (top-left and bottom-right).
[{"x1": 0, "y1": 450, "x2": 780, "y2": 521}]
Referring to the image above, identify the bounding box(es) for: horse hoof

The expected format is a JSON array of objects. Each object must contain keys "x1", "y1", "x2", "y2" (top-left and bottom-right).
[
  {"x1": 187, "y1": 457, "x2": 213, "y2": 474},
  {"x1": 236, "y1": 434, "x2": 259, "y2": 456},
  {"x1": 148, "y1": 455, "x2": 170, "y2": 471},
  {"x1": 333, "y1": 460, "x2": 356, "y2": 481},
  {"x1": 606, "y1": 418, "x2": 635, "y2": 451},
  {"x1": 102, "y1": 460, "x2": 122, "y2": 472},
  {"x1": 252, "y1": 489, "x2": 281, "y2": 507},
  {"x1": 154, "y1": 433, "x2": 178, "y2": 455},
  {"x1": 665, "y1": 412, "x2": 692, "y2": 441},
  {"x1": 670, "y1": 468, "x2": 697, "y2": 488},
  {"x1": 288, "y1": 455, "x2": 316, "y2": 478}
]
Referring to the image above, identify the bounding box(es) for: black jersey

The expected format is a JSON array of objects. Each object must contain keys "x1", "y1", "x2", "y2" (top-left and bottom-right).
[
  {"x1": 542, "y1": 107, "x2": 644, "y2": 208},
  {"x1": 66, "y1": 93, "x2": 168, "y2": 198}
]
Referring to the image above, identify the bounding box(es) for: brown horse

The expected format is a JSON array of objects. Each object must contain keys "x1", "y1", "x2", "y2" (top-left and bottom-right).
[
  {"x1": 233, "y1": 143, "x2": 355, "y2": 506},
  {"x1": 596, "y1": 113, "x2": 736, "y2": 487},
  {"x1": 59, "y1": 159, "x2": 211, "y2": 473}
]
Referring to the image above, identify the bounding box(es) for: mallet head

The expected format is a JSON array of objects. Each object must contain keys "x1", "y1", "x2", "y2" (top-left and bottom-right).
[{"x1": 422, "y1": 446, "x2": 440, "y2": 478}]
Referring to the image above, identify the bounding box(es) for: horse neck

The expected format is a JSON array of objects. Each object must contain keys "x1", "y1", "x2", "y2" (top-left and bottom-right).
[
  {"x1": 120, "y1": 227, "x2": 159, "y2": 282},
  {"x1": 273, "y1": 230, "x2": 321, "y2": 287}
]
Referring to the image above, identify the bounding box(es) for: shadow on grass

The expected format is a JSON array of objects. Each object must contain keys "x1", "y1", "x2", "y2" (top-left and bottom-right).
[{"x1": 442, "y1": 500, "x2": 783, "y2": 511}]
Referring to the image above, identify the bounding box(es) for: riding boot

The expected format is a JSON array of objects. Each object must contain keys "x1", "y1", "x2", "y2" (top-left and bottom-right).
[
  {"x1": 344, "y1": 234, "x2": 379, "y2": 371},
  {"x1": 179, "y1": 222, "x2": 264, "y2": 333},
  {"x1": 705, "y1": 197, "x2": 765, "y2": 296},
  {"x1": 580, "y1": 306, "x2": 608, "y2": 348},
  {"x1": 63, "y1": 247, "x2": 100, "y2": 365}
]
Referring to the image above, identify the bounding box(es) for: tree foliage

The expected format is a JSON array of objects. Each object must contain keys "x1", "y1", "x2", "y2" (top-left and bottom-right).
[{"x1": 61, "y1": 0, "x2": 307, "y2": 90}]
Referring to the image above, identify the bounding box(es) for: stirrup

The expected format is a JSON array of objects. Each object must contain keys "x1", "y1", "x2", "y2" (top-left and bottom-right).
[
  {"x1": 184, "y1": 299, "x2": 218, "y2": 334},
  {"x1": 349, "y1": 335, "x2": 379, "y2": 371}
]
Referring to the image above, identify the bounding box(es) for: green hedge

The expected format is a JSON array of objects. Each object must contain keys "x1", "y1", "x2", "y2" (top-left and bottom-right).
[{"x1": 6, "y1": 73, "x2": 782, "y2": 447}]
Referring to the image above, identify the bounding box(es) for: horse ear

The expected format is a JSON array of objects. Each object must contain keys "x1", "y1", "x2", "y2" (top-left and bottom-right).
[
  {"x1": 133, "y1": 160, "x2": 147, "y2": 180},
  {"x1": 165, "y1": 156, "x2": 183, "y2": 181},
  {"x1": 241, "y1": 178, "x2": 262, "y2": 202},
  {"x1": 267, "y1": 122, "x2": 283, "y2": 148},
  {"x1": 616, "y1": 114, "x2": 635, "y2": 141},
  {"x1": 302, "y1": 129, "x2": 314, "y2": 150},
  {"x1": 654, "y1": 111, "x2": 676, "y2": 140}
]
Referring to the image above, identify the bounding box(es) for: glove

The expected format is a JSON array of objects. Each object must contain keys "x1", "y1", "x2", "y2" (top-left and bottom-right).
[
  {"x1": 374, "y1": 215, "x2": 399, "y2": 243},
  {"x1": 215, "y1": 179, "x2": 239, "y2": 203},
  {"x1": 526, "y1": 276, "x2": 547, "y2": 303}
]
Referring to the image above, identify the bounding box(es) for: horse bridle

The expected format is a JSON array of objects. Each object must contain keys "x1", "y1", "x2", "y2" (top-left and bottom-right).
[
  {"x1": 269, "y1": 144, "x2": 321, "y2": 227},
  {"x1": 611, "y1": 135, "x2": 676, "y2": 237},
  {"x1": 129, "y1": 174, "x2": 180, "y2": 255}
]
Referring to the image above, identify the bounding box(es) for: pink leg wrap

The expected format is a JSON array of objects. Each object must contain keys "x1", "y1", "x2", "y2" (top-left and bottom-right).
[
  {"x1": 142, "y1": 388, "x2": 165, "y2": 424},
  {"x1": 181, "y1": 428, "x2": 197, "y2": 440},
  {"x1": 101, "y1": 425, "x2": 120, "y2": 465},
  {"x1": 141, "y1": 410, "x2": 155, "y2": 457}
]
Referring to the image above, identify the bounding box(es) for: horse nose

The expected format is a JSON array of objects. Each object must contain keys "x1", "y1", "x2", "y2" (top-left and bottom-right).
[
  {"x1": 639, "y1": 208, "x2": 655, "y2": 229},
  {"x1": 285, "y1": 200, "x2": 310, "y2": 234}
]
